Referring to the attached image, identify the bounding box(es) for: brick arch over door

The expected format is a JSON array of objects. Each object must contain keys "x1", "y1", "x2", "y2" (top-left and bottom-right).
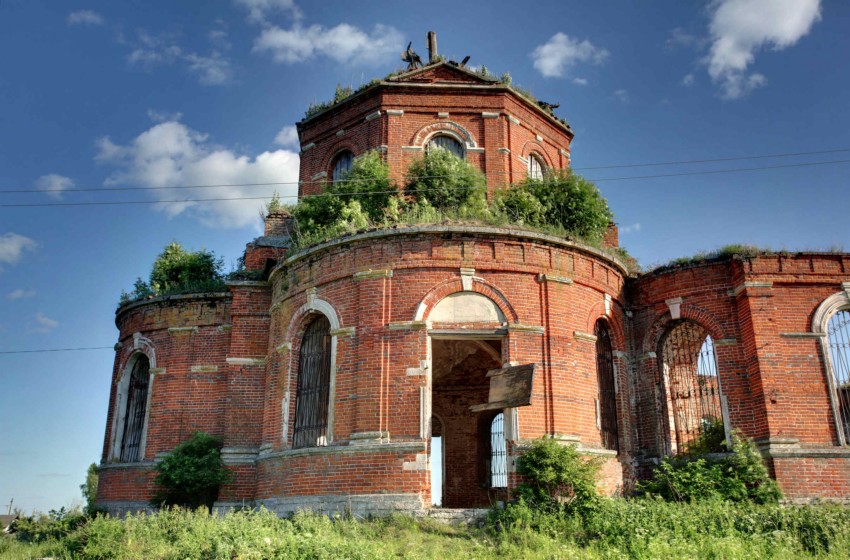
[
  {"x1": 583, "y1": 300, "x2": 626, "y2": 352},
  {"x1": 641, "y1": 304, "x2": 727, "y2": 356},
  {"x1": 414, "y1": 277, "x2": 518, "y2": 324}
]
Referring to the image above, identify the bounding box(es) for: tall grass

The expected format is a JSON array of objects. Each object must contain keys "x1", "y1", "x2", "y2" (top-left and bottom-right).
[{"x1": 5, "y1": 502, "x2": 850, "y2": 559}]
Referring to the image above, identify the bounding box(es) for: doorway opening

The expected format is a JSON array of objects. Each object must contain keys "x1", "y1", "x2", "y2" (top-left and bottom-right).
[{"x1": 430, "y1": 337, "x2": 504, "y2": 508}]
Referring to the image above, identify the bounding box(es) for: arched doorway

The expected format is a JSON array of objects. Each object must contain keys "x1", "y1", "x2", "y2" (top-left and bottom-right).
[{"x1": 428, "y1": 291, "x2": 507, "y2": 508}]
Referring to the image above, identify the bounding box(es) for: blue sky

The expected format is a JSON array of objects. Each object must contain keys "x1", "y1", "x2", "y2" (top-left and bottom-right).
[{"x1": 1, "y1": 0, "x2": 847, "y2": 513}]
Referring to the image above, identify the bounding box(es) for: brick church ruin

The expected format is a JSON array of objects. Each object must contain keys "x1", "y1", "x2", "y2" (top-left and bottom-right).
[{"x1": 97, "y1": 36, "x2": 850, "y2": 515}]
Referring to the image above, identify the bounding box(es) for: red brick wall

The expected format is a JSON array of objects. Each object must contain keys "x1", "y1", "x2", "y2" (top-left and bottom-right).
[{"x1": 297, "y1": 69, "x2": 573, "y2": 199}]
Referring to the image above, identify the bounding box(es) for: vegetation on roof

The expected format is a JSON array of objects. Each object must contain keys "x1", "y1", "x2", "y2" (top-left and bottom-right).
[
  {"x1": 119, "y1": 242, "x2": 227, "y2": 305},
  {"x1": 284, "y1": 148, "x2": 627, "y2": 267},
  {"x1": 646, "y1": 243, "x2": 846, "y2": 274}
]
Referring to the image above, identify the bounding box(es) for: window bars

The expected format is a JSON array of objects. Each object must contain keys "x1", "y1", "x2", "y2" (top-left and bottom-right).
[
  {"x1": 120, "y1": 356, "x2": 150, "y2": 462},
  {"x1": 827, "y1": 309, "x2": 850, "y2": 443},
  {"x1": 658, "y1": 322, "x2": 723, "y2": 453},
  {"x1": 332, "y1": 151, "x2": 354, "y2": 183},
  {"x1": 293, "y1": 315, "x2": 332, "y2": 448},
  {"x1": 527, "y1": 154, "x2": 545, "y2": 180},
  {"x1": 595, "y1": 320, "x2": 619, "y2": 451},
  {"x1": 490, "y1": 412, "x2": 508, "y2": 488},
  {"x1": 427, "y1": 135, "x2": 465, "y2": 159}
]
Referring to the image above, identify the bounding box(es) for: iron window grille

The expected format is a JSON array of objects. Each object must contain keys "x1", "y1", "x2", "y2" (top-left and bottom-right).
[
  {"x1": 332, "y1": 151, "x2": 354, "y2": 183},
  {"x1": 293, "y1": 315, "x2": 332, "y2": 448},
  {"x1": 527, "y1": 154, "x2": 545, "y2": 180},
  {"x1": 120, "y1": 355, "x2": 150, "y2": 463},
  {"x1": 595, "y1": 320, "x2": 619, "y2": 451},
  {"x1": 490, "y1": 412, "x2": 507, "y2": 488},
  {"x1": 427, "y1": 135, "x2": 465, "y2": 159},
  {"x1": 826, "y1": 309, "x2": 850, "y2": 444},
  {"x1": 658, "y1": 321, "x2": 724, "y2": 454}
]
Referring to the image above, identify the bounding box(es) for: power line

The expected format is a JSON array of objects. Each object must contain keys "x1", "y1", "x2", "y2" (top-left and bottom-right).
[
  {"x1": 1, "y1": 148, "x2": 848, "y2": 195},
  {"x1": 1, "y1": 158, "x2": 848, "y2": 208},
  {"x1": 0, "y1": 346, "x2": 114, "y2": 355}
]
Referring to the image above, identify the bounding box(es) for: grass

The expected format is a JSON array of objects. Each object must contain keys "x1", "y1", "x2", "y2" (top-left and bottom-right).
[{"x1": 4, "y1": 500, "x2": 850, "y2": 559}]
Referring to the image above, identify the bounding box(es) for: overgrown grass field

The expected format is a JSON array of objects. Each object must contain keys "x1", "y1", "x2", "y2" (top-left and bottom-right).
[{"x1": 3, "y1": 501, "x2": 850, "y2": 560}]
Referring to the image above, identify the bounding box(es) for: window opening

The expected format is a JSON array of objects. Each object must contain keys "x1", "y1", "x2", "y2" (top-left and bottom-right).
[
  {"x1": 595, "y1": 320, "x2": 619, "y2": 451},
  {"x1": 490, "y1": 412, "x2": 507, "y2": 488},
  {"x1": 331, "y1": 151, "x2": 354, "y2": 183},
  {"x1": 527, "y1": 154, "x2": 545, "y2": 180},
  {"x1": 827, "y1": 309, "x2": 850, "y2": 443},
  {"x1": 427, "y1": 135, "x2": 464, "y2": 158},
  {"x1": 293, "y1": 315, "x2": 332, "y2": 448},
  {"x1": 120, "y1": 355, "x2": 150, "y2": 462},
  {"x1": 659, "y1": 322, "x2": 723, "y2": 454},
  {"x1": 430, "y1": 415, "x2": 444, "y2": 506}
]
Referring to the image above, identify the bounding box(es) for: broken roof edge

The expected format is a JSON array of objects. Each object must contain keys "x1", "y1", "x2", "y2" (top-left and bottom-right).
[{"x1": 297, "y1": 61, "x2": 572, "y2": 136}]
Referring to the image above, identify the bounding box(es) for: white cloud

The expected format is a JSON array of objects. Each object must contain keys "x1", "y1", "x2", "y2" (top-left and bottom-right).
[
  {"x1": 620, "y1": 223, "x2": 642, "y2": 234},
  {"x1": 184, "y1": 52, "x2": 232, "y2": 85},
  {"x1": 274, "y1": 125, "x2": 299, "y2": 148},
  {"x1": 67, "y1": 10, "x2": 104, "y2": 26},
  {"x1": 35, "y1": 173, "x2": 74, "y2": 199},
  {"x1": 531, "y1": 32, "x2": 609, "y2": 78},
  {"x1": 614, "y1": 89, "x2": 629, "y2": 103},
  {"x1": 681, "y1": 73, "x2": 695, "y2": 87},
  {"x1": 7, "y1": 288, "x2": 36, "y2": 300},
  {"x1": 666, "y1": 27, "x2": 706, "y2": 50},
  {"x1": 147, "y1": 109, "x2": 183, "y2": 123},
  {"x1": 235, "y1": 0, "x2": 301, "y2": 23},
  {"x1": 126, "y1": 30, "x2": 233, "y2": 86},
  {"x1": 253, "y1": 23, "x2": 403, "y2": 65},
  {"x1": 96, "y1": 120, "x2": 300, "y2": 229},
  {"x1": 706, "y1": 0, "x2": 822, "y2": 99},
  {"x1": 572, "y1": 77, "x2": 588, "y2": 86},
  {"x1": 0, "y1": 233, "x2": 37, "y2": 266},
  {"x1": 32, "y1": 313, "x2": 59, "y2": 334}
]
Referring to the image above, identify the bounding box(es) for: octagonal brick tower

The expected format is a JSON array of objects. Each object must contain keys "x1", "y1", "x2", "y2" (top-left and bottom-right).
[{"x1": 296, "y1": 61, "x2": 574, "y2": 199}]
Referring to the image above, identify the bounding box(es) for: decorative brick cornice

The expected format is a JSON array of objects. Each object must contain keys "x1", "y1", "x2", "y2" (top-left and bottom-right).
[
  {"x1": 538, "y1": 273, "x2": 573, "y2": 285},
  {"x1": 353, "y1": 269, "x2": 393, "y2": 280},
  {"x1": 388, "y1": 321, "x2": 428, "y2": 331},
  {"x1": 226, "y1": 357, "x2": 267, "y2": 367},
  {"x1": 574, "y1": 330, "x2": 597, "y2": 343},
  {"x1": 507, "y1": 323, "x2": 545, "y2": 334},
  {"x1": 730, "y1": 281, "x2": 773, "y2": 297}
]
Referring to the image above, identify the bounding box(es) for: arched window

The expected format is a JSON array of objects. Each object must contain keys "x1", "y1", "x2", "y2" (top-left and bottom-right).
[
  {"x1": 825, "y1": 309, "x2": 850, "y2": 444},
  {"x1": 331, "y1": 150, "x2": 354, "y2": 183},
  {"x1": 427, "y1": 135, "x2": 464, "y2": 158},
  {"x1": 489, "y1": 412, "x2": 507, "y2": 488},
  {"x1": 595, "y1": 320, "x2": 619, "y2": 451},
  {"x1": 293, "y1": 315, "x2": 332, "y2": 448},
  {"x1": 658, "y1": 321, "x2": 724, "y2": 454},
  {"x1": 527, "y1": 154, "x2": 545, "y2": 180},
  {"x1": 119, "y1": 355, "x2": 151, "y2": 462}
]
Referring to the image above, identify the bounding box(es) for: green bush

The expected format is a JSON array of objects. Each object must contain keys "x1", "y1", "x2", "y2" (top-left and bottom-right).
[
  {"x1": 404, "y1": 147, "x2": 486, "y2": 211},
  {"x1": 151, "y1": 432, "x2": 232, "y2": 510},
  {"x1": 514, "y1": 437, "x2": 602, "y2": 515},
  {"x1": 639, "y1": 432, "x2": 782, "y2": 504},
  {"x1": 12, "y1": 507, "x2": 87, "y2": 547},
  {"x1": 121, "y1": 242, "x2": 226, "y2": 304},
  {"x1": 329, "y1": 150, "x2": 394, "y2": 222},
  {"x1": 495, "y1": 172, "x2": 613, "y2": 243}
]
